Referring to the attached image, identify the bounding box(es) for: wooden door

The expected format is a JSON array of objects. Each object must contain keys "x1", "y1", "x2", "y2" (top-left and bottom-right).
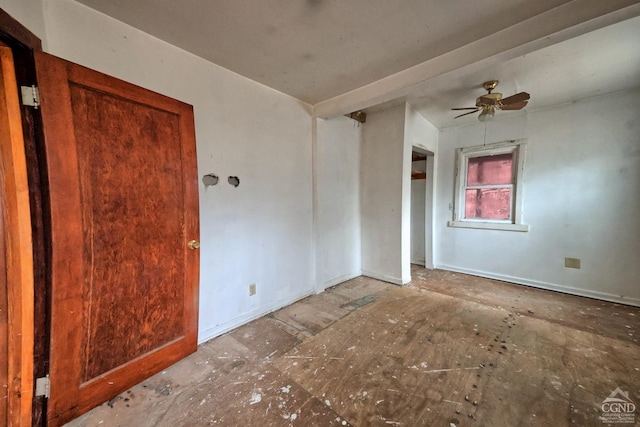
[{"x1": 34, "y1": 52, "x2": 200, "y2": 426}]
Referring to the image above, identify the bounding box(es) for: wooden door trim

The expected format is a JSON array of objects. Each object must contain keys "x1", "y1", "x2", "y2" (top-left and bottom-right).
[
  {"x1": 0, "y1": 45, "x2": 34, "y2": 427},
  {"x1": 0, "y1": 7, "x2": 45, "y2": 427},
  {"x1": 33, "y1": 52, "x2": 84, "y2": 425},
  {"x1": 0, "y1": 9, "x2": 41, "y2": 52}
]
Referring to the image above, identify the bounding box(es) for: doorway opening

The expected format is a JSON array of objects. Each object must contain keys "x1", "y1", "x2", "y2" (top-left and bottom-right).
[{"x1": 410, "y1": 148, "x2": 434, "y2": 270}]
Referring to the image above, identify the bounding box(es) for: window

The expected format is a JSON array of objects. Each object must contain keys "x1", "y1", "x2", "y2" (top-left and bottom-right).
[{"x1": 449, "y1": 140, "x2": 528, "y2": 231}]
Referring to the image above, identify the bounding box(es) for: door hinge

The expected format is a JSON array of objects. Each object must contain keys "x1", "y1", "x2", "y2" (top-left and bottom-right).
[
  {"x1": 20, "y1": 85, "x2": 40, "y2": 109},
  {"x1": 35, "y1": 375, "x2": 50, "y2": 398}
]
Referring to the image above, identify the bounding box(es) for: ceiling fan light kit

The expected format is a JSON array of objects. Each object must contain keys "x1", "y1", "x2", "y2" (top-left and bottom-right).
[
  {"x1": 478, "y1": 106, "x2": 495, "y2": 122},
  {"x1": 452, "y1": 80, "x2": 530, "y2": 122}
]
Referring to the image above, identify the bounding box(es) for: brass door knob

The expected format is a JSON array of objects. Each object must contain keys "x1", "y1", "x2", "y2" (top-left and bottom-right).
[{"x1": 188, "y1": 240, "x2": 200, "y2": 250}]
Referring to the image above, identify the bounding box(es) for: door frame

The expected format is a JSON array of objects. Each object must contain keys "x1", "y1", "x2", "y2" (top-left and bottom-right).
[
  {"x1": 0, "y1": 43, "x2": 34, "y2": 427},
  {"x1": 0, "y1": 8, "x2": 46, "y2": 427},
  {"x1": 409, "y1": 146, "x2": 435, "y2": 271}
]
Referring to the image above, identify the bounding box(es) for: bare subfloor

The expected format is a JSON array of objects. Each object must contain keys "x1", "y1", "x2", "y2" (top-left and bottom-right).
[{"x1": 66, "y1": 268, "x2": 640, "y2": 426}]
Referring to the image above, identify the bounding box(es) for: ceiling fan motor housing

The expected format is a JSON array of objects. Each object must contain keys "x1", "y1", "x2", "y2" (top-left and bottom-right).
[{"x1": 476, "y1": 92, "x2": 502, "y2": 107}]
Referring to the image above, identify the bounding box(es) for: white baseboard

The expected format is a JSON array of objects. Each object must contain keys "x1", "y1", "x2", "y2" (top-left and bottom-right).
[
  {"x1": 197, "y1": 287, "x2": 315, "y2": 344},
  {"x1": 318, "y1": 271, "x2": 362, "y2": 292},
  {"x1": 436, "y1": 264, "x2": 640, "y2": 307},
  {"x1": 361, "y1": 269, "x2": 404, "y2": 286}
]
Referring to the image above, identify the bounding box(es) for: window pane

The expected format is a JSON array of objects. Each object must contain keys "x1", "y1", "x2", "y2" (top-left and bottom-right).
[
  {"x1": 465, "y1": 188, "x2": 511, "y2": 219},
  {"x1": 467, "y1": 153, "x2": 513, "y2": 186}
]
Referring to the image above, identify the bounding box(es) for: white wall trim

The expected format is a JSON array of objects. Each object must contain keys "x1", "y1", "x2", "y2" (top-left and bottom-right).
[
  {"x1": 362, "y1": 270, "x2": 406, "y2": 286},
  {"x1": 197, "y1": 287, "x2": 314, "y2": 344},
  {"x1": 436, "y1": 264, "x2": 640, "y2": 308},
  {"x1": 319, "y1": 271, "x2": 363, "y2": 293},
  {"x1": 447, "y1": 220, "x2": 529, "y2": 232},
  {"x1": 311, "y1": 116, "x2": 320, "y2": 293}
]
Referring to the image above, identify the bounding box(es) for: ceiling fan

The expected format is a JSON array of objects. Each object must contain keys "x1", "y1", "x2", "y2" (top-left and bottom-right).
[{"x1": 452, "y1": 80, "x2": 530, "y2": 122}]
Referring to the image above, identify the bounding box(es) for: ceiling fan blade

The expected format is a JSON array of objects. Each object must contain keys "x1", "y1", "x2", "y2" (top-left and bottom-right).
[
  {"x1": 454, "y1": 109, "x2": 479, "y2": 119},
  {"x1": 501, "y1": 92, "x2": 530, "y2": 105},
  {"x1": 452, "y1": 107, "x2": 478, "y2": 110},
  {"x1": 499, "y1": 101, "x2": 528, "y2": 110}
]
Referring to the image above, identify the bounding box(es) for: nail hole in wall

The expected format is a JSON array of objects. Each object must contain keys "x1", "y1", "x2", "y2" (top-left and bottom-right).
[
  {"x1": 202, "y1": 174, "x2": 219, "y2": 188},
  {"x1": 228, "y1": 176, "x2": 240, "y2": 187}
]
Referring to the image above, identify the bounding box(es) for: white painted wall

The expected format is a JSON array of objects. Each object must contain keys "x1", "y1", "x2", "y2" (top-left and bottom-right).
[
  {"x1": 405, "y1": 105, "x2": 439, "y2": 153},
  {"x1": 361, "y1": 105, "x2": 406, "y2": 284},
  {"x1": 31, "y1": 0, "x2": 315, "y2": 342},
  {"x1": 404, "y1": 105, "x2": 439, "y2": 271},
  {"x1": 315, "y1": 116, "x2": 362, "y2": 291},
  {"x1": 400, "y1": 114, "x2": 413, "y2": 284},
  {"x1": 435, "y1": 89, "x2": 640, "y2": 306},
  {"x1": 360, "y1": 103, "x2": 439, "y2": 284}
]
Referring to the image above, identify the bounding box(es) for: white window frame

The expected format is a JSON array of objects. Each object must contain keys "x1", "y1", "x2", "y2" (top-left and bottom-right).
[{"x1": 448, "y1": 139, "x2": 529, "y2": 232}]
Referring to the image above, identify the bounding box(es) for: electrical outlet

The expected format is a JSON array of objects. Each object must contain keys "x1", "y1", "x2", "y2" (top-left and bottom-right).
[
  {"x1": 565, "y1": 257, "x2": 581, "y2": 269},
  {"x1": 249, "y1": 284, "x2": 256, "y2": 296}
]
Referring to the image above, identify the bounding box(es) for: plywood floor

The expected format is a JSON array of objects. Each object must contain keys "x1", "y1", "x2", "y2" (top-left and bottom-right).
[{"x1": 66, "y1": 268, "x2": 640, "y2": 426}]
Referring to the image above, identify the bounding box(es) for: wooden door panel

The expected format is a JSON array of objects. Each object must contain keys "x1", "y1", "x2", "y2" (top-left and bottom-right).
[
  {"x1": 71, "y1": 84, "x2": 187, "y2": 380},
  {"x1": 35, "y1": 52, "x2": 199, "y2": 426}
]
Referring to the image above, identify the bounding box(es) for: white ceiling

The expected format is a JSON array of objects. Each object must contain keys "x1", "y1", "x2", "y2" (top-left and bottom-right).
[
  {"x1": 408, "y1": 14, "x2": 640, "y2": 128},
  {"x1": 75, "y1": 0, "x2": 640, "y2": 128}
]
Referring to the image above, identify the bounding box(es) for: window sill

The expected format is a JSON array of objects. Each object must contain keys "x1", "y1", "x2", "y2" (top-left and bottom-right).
[{"x1": 448, "y1": 220, "x2": 529, "y2": 232}]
